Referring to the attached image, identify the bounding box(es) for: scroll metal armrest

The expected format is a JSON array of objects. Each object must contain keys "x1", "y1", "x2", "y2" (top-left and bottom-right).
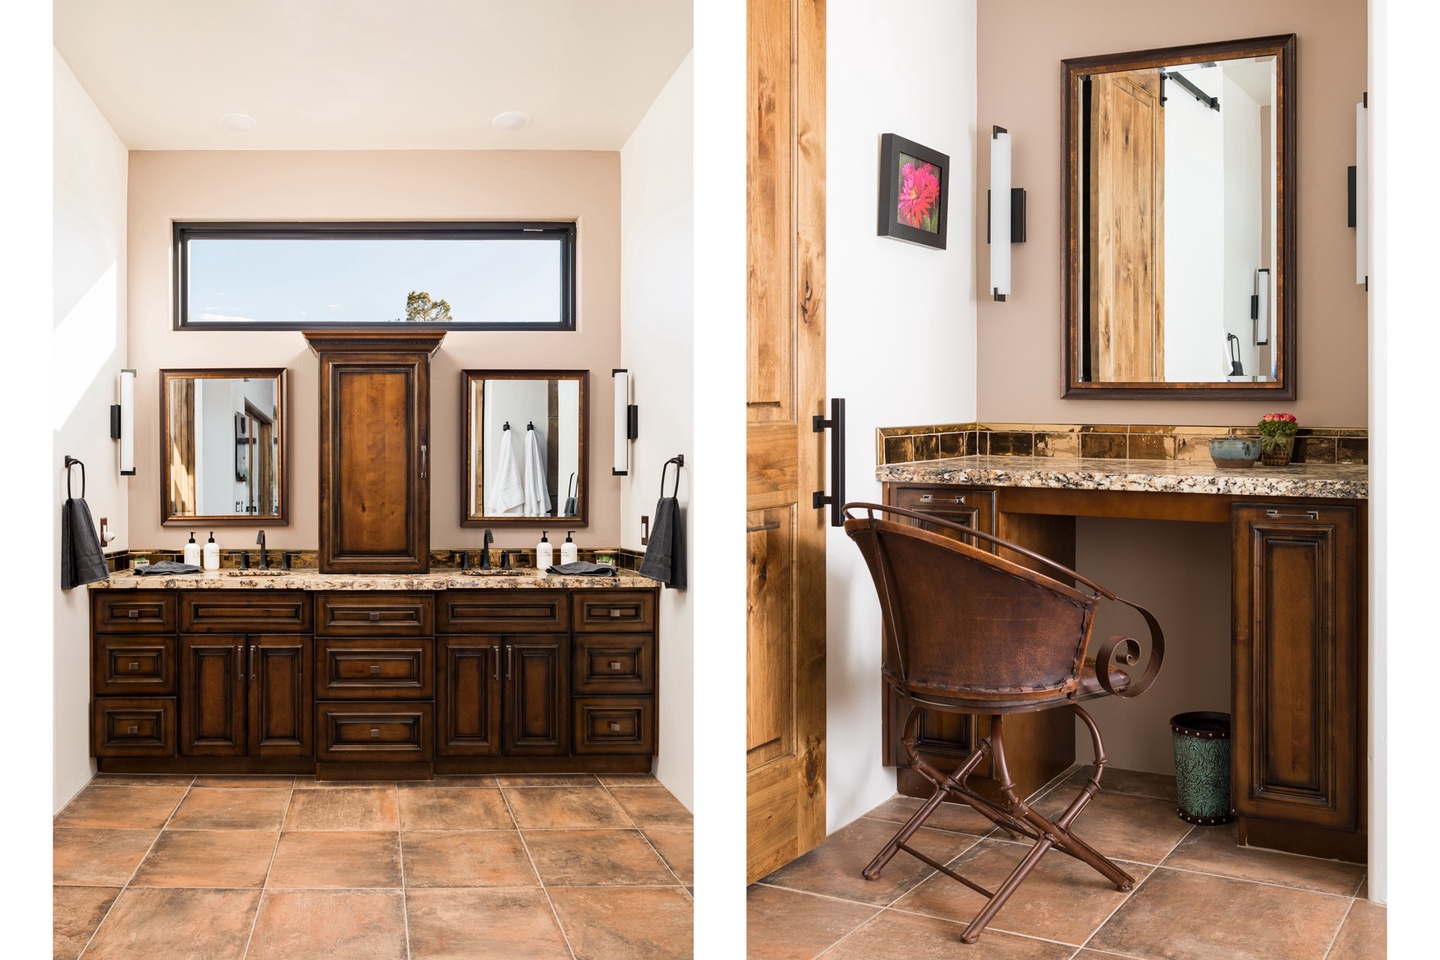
[{"x1": 1095, "y1": 597, "x2": 1165, "y2": 698}]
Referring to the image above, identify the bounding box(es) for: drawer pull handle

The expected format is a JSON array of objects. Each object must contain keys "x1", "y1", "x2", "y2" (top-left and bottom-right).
[
  {"x1": 127, "y1": 610, "x2": 140, "y2": 618},
  {"x1": 369, "y1": 611, "x2": 381, "y2": 621},
  {"x1": 128, "y1": 662, "x2": 140, "y2": 671},
  {"x1": 609, "y1": 721, "x2": 621, "y2": 731},
  {"x1": 127, "y1": 725, "x2": 138, "y2": 734},
  {"x1": 919, "y1": 494, "x2": 965, "y2": 503},
  {"x1": 609, "y1": 609, "x2": 623, "y2": 618},
  {"x1": 369, "y1": 664, "x2": 381, "y2": 674},
  {"x1": 1265, "y1": 509, "x2": 1320, "y2": 521},
  {"x1": 610, "y1": 661, "x2": 623, "y2": 671},
  {"x1": 370, "y1": 728, "x2": 381, "y2": 738}
]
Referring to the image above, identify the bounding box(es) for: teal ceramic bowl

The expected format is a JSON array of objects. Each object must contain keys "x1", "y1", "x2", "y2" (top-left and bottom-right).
[{"x1": 1208, "y1": 437, "x2": 1261, "y2": 468}]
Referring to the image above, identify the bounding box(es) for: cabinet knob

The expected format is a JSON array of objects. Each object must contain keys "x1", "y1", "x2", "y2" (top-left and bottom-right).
[
  {"x1": 128, "y1": 662, "x2": 140, "y2": 671},
  {"x1": 127, "y1": 725, "x2": 138, "y2": 734},
  {"x1": 609, "y1": 721, "x2": 621, "y2": 731},
  {"x1": 609, "y1": 661, "x2": 623, "y2": 671},
  {"x1": 369, "y1": 664, "x2": 381, "y2": 674},
  {"x1": 608, "y1": 609, "x2": 623, "y2": 618},
  {"x1": 127, "y1": 609, "x2": 140, "y2": 618},
  {"x1": 370, "y1": 728, "x2": 381, "y2": 738},
  {"x1": 369, "y1": 611, "x2": 381, "y2": 621}
]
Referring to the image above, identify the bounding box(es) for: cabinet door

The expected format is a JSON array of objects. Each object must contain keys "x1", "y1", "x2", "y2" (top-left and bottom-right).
[
  {"x1": 889, "y1": 484, "x2": 996, "y2": 545},
  {"x1": 248, "y1": 635, "x2": 312, "y2": 756},
  {"x1": 436, "y1": 636, "x2": 502, "y2": 756},
  {"x1": 1232, "y1": 504, "x2": 1359, "y2": 831},
  {"x1": 503, "y1": 636, "x2": 568, "y2": 756},
  {"x1": 180, "y1": 635, "x2": 245, "y2": 756},
  {"x1": 315, "y1": 343, "x2": 436, "y2": 573}
]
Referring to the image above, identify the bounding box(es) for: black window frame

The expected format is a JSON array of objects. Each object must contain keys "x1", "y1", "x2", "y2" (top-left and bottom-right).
[{"x1": 173, "y1": 220, "x2": 577, "y2": 332}]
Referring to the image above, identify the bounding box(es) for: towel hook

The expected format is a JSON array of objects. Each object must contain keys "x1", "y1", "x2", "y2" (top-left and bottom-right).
[
  {"x1": 65, "y1": 456, "x2": 86, "y2": 500},
  {"x1": 659, "y1": 455, "x2": 684, "y2": 499},
  {"x1": 503, "y1": 421, "x2": 511, "y2": 431}
]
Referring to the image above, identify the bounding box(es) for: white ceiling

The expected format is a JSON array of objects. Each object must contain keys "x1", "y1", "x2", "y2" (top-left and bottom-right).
[{"x1": 53, "y1": 0, "x2": 693, "y2": 151}]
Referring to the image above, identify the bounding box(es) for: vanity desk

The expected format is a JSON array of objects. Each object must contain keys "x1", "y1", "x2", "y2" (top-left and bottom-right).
[
  {"x1": 88, "y1": 570, "x2": 659, "y2": 781},
  {"x1": 877, "y1": 455, "x2": 1368, "y2": 862}
]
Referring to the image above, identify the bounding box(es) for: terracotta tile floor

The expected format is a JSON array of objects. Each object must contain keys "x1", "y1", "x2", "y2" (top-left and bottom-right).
[
  {"x1": 749, "y1": 767, "x2": 1384, "y2": 960},
  {"x1": 54, "y1": 773, "x2": 693, "y2": 960}
]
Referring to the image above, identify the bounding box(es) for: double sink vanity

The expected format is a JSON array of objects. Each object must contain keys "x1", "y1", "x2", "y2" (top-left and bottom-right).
[{"x1": 91, "y1": 330, "x2": 659, "y2": 781}]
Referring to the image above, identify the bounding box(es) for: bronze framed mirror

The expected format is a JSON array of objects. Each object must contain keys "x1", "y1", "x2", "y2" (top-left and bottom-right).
[
  {"x1": 159, "y1": 368, "x2": 288, "y2": 524},
  {"x1": 462, "y1": 369, "x2": 589, "y2": 526},
  {"x1": 1062, "y1": 34, "x2": 1295, "y2": 399}
]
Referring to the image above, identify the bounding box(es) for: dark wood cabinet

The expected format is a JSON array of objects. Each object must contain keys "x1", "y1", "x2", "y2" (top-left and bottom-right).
[
  {"x1": 91, "y1": 592, "x2": 178, "y2": 759},
  {"x1": 1232, "y1": 503, "x2": 1363, "y2": 859},
  {"x1": 179, "y1": 632, "x2": 311, "y2": 758},
  {"x1": 306, "y1": 331, "x2": 444, "y2": 574}
]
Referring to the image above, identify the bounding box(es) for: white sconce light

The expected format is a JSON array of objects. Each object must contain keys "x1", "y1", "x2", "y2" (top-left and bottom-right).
[
  {"x1": 111, "y1": 368, "x2": 136, "y2": 476},
  {"x1": 988, "y1": 125, "x2": 1026, "y2": 301},
  {"x1": 612, "y1": 368, "x2": 638, "y2": 475},
  {"x1": 1350, "y1": 94, "x2": 1368, "y2": 288}
]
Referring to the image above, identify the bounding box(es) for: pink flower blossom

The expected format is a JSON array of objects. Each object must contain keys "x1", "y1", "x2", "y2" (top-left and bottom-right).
[{"x1": 897, "y1": 160, "x2": 940, "y2": 230}]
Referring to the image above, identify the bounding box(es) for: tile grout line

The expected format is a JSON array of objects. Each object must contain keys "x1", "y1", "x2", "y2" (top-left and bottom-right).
[
  {"x1": 498, "y1": 782, "x2": 582, "y2": 960},
  {"x1": 596, "y1": 777, "x2": 691, "y2": 890},
  {"x1": 238, "y1": 777, "x2": 296, "y2": 960}
]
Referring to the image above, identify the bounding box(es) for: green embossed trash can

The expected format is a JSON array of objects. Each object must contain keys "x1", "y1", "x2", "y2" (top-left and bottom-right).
[{"x1": 1170, "y1": 712, "x2": 1233, "y2": 825}]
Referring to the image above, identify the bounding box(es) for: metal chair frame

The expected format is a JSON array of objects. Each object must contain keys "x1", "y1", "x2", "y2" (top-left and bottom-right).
[{"x1": 843, "y1": 502, "x2": 1165, "y2": 944}]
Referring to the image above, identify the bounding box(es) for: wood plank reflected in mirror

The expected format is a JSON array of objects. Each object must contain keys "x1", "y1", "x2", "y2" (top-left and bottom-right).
[
  {"x1": 159, "y1": 368, "x2": 287, "y2": 524},
  {"x1": 1063, "y1": 34, "x2": 1295, "y2": 399},
  {"x1": 462, "y1": 369, "x2": 589, "y2": 526}
]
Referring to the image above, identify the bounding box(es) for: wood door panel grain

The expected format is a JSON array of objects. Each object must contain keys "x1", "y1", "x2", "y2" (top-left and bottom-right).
[
  {"x1": 334, "y1": 365, "x2": 415, "y2": 556},
  {"x1": 437, "y1": 637, "x2": 502, "y2": 756},
  {"x1": 249, "y1": 636, "x2": 312, "y2": 756}
]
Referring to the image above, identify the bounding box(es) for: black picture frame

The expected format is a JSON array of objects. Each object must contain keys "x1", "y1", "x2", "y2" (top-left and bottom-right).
[{"x1": 878, "y1": 133, "x2": 949, "y2": 249}]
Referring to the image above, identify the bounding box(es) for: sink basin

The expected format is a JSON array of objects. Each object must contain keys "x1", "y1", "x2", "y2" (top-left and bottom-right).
[
  {"x1": 459, "y1": 569, "x2": 531, "y2": 577},
  {"x1": 222, "y1": 569, "x2": 289, "y2": 577}
]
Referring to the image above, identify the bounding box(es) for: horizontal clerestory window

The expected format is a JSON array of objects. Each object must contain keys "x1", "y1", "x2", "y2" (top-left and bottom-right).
[{"x1": 174, "y1": 221, "x2": 576, "y2": 331}]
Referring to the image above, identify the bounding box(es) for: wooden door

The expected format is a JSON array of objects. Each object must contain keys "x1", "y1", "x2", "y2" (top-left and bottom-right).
[
  {"x1": 180, "y1": 634, "x2": 244, "y2": 756},
  {"x1": 502, "y1": 636, "x2": 568, "y2": 756},
  {"x1": 436, "y1": 636, "x2": 503, "y2": 756},
  {"x1": 1088, "y1": 69, "x2": 1164, "y2": 381},
  {"x1": 248, "y1": 635, "x2": 311, "y2": 756},
  {"x1": 746, "y1": 0, "x2": 827, "y2": 883},
  {"x1": 1232, "y1": 504, "x2": 1360, "y2": 836}
]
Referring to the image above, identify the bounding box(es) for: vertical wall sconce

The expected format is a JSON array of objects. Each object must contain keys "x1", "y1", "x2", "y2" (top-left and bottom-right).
[
  {"x1": 612, "y1": 368, "x2": 638, "y2": 476},
  {"x1": 111, "y1": 368, "x2": 136, "y2": 476},
  {"x1": 988, "y1": 125, "x2": 1026, "y2": 301},
  {"x1": 1350, "y1": 94, "x2": 1368, "y2": 288}
]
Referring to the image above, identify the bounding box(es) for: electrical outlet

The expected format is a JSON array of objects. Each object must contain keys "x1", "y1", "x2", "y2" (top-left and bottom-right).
[{"x1": 641, "y1": 515, "x2": 650, "y2": 546}]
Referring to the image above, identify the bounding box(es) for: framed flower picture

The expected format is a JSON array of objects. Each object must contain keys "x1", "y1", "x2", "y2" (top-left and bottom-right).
[{"x1": 878, "y1": 133, "x2": 949, "y2": 249}]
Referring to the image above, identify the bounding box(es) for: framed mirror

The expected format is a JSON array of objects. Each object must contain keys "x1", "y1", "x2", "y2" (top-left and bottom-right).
[
  {"x1": 159, "y1": 368, "x2": 288, "y2": 524},
  {"x1": 1062, "y1": 34, "x2": 1295, "y2": 399},
  {"x1": 463, "y1": 369, "x2": 589, "y2": 526}
]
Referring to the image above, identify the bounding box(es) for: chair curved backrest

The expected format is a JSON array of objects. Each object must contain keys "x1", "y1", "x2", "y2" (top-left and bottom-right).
[{"x1": 842, "y1": 502, "x2": 1163, "y2": 713}]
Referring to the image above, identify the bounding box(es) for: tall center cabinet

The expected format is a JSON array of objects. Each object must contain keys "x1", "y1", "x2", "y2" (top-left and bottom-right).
[{"x1": 304, "y1": 330, "x2": 445, "y2": 574}]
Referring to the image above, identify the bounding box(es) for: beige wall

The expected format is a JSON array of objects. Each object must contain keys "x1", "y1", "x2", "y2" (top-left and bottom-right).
[
  {"x1": 126, "y1": 150, "x2": 622, "y2": 553},
  {"x1": 977, "y1": 0, "x2": 1368, "y2": 427}
]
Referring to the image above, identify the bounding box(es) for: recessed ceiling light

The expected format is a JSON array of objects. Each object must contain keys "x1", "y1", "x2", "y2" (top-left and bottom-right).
[
  {"x1": 491, "y1": 111, "x2": 532, "y2": 131},
  {"x1": 218, "y1": 113, "x2": 257, "y2": 131}
]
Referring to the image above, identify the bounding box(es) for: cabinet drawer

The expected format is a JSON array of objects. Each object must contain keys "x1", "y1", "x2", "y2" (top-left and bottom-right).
[
  {"x1": 93, "y1": 636, "x2": 176, "y2": 696},
  {"x1": 316, "y1": 638, "x2": 433, "y2": 700},
  {"x1": 888, "y1": 485, "x2": 996, "y2": 545},
  {"x1": 179, "y1": 592, "x2": 312, "y2": 633},
  {"x1": 572, "y1": 635, "x2": 655, "y2": 695},
  {"x1": 572, "y1": 697, "x2": 655, "y2": 755},
  {"x1": 92, "y1": 698, "x2": 176, "y2": 757},
  {"x1": 571, "y1": 591, "x2": 656, "y2": 632},
  {"x1": 92, "y1": 592, "x2": 176, "y2": 633},
  {"x1": 316, "y1": 702, "x2": 434, "y2": 763},
  {"x1": 315, "y1": 593, "x2": 434, "y2": 636},
  {"x1": 439, "y1": 591, "x2": 569, "y2": 633}
]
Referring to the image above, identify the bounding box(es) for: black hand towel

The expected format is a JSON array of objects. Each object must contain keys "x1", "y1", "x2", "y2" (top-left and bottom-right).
[
  {"x1": 134, "y1": 560, "x2": 203, "y2": 576},
  {"x1": 546, "y1": 561, "x2": 619, "y2": 576},
  {"x1": 61, "y1": 496, "x2": 108, "y2": 589},
  {"x1": 638, "y1": 496, "x2": 686, "y2": 589}
]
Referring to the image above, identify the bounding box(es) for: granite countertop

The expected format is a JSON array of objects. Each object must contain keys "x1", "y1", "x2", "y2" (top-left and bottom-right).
[
  {"x1": 877, "y1": 455, "x2": 1368, "y2": 500},
  {"x1": 91, "y1": 568, "x2": 659, "y2": 591}
]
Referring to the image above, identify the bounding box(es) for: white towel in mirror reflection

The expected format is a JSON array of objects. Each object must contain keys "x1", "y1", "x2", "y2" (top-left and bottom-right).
[
  {"x1": 523, "y1": 427, "x2": 552, "y2": 517},
  {"x1": 487, "y1": 429, "x2": 525, "y2": 515}
]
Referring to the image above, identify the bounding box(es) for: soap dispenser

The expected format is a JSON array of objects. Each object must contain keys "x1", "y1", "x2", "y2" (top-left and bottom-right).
[
  {"x1": 202, "y1": 531, "x2": 220, "y2": 571},
  {"x1": 560, "y1": 531, "x2": 578, "y2": 565},
  {"x1": 536, "y1": 531, "x2": 554, "y2": 570},
  {"x1": 183, "y1": 532, "x2": 201, "y2": 567}
]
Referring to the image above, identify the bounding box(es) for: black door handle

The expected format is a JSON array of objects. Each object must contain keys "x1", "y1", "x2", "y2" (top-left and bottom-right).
[{"x1": 812, "y1": 397, "x2": 846, "y2": 527}]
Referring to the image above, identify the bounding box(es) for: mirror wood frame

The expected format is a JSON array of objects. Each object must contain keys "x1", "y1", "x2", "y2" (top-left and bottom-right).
[
  {"x1": 158, "y1": 367, "x2": 289, "y2": 526},
  {"x1": 461, "y1": 368, "x2": 590, "y2": 527},
  {"x1": 1061, "y1": 34, "x2": 1296, "y2": 399}
]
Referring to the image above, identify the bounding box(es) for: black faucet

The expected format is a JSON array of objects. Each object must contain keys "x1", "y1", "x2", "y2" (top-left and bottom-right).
[
  {"x1": 480, "y1": 529, "x2": 493, "y2": 569},
  {"x1": 500, "y1": 549, "x2": 515, "y2": 570},
  {"x1": 256, "y1": 530, "x2": 268, "y2": 570},
  {"x1": 282, "y1": 551, "x2": 297, "y2": 570}
]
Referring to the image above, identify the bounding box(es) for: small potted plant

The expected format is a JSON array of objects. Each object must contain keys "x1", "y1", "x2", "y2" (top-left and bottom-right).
[{"x1": 1258, "y1": 412, "x2": 1299, "y2": 465}]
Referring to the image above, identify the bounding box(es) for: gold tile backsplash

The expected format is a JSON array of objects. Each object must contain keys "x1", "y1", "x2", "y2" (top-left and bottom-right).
[{"x1": 877, "y1": 423, "x2": 1368, "y2": 466}]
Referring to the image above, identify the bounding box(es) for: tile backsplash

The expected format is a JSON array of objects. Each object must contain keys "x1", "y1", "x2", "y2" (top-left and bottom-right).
[{"x1": 877, "y1": 422, "x2": 1368, "y2": 467}]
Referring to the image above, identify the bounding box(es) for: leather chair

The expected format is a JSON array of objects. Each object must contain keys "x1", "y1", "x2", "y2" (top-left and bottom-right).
[{"x1": 842, "y1": 502, "x2": 1165, "y2": 944}]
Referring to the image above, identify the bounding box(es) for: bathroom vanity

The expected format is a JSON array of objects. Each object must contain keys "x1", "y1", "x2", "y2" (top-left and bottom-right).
[
  {"x1": 877, "y1": 454, "x2": 1367, "y2": 862},
  {"x1": 88, "y1": 570, "x2": 659, "y2": 779}
]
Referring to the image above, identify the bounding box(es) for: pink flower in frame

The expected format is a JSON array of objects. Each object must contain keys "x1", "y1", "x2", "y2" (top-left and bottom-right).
[{"x1": 896, "y1": 157, "x2": 941, "y2": 231}]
